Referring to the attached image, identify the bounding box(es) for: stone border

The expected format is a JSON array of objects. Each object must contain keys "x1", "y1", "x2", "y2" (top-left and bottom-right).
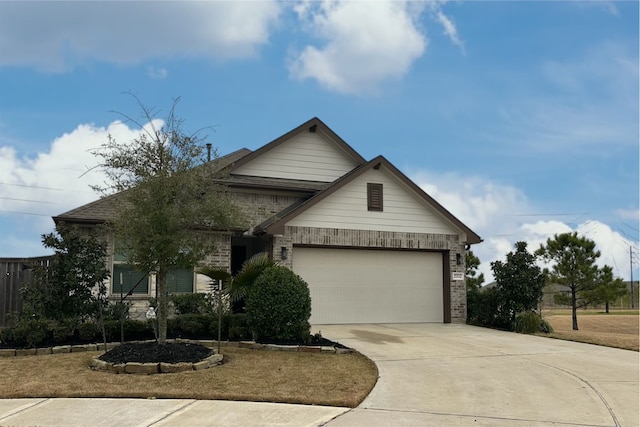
[{"x1": 90, "y1": 352, "x2": 224, "y2": 374}]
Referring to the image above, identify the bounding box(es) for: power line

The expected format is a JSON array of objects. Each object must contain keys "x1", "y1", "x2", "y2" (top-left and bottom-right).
[
  {"x1": 0, "y1": 210, "x2": 52, "y2": 217},
  {"x1": 0, "y1": 197, "x2": 57, "y2": 204},
  {"x1": 0, "y1": 182, "x2": 93, "y2": 194}
]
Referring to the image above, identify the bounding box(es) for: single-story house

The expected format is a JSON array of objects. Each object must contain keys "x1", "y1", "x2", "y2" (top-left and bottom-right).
[{"x1": 54, "y1": 118, "x2": 481, "y2": 324}]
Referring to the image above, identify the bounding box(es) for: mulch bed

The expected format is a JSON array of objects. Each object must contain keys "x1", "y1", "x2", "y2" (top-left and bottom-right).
[{"x1": 99, "y1": 342, "x2": 213, "y2": 364}]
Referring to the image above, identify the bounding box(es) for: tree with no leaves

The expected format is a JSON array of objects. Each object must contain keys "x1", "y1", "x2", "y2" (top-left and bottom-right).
[
  {"x1": 92, "y1": 94, "x2": 240, "y2": 344},
  {"x1": 536, "y1": 232, "x2": 601, "y2": 331}
]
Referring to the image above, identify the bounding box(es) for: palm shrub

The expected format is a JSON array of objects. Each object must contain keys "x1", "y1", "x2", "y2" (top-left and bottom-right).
[{"x1": 246, "y1": 266, "x2": 311, "y2": 343}]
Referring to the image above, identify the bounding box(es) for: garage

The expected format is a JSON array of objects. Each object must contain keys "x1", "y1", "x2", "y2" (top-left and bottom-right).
[{"x1": 292, "y1": 247, "x2": 444, "y2": 324}]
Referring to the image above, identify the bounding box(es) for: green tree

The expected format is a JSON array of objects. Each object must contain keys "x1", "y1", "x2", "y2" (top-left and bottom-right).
[
  {"x1": 536, "y1": 232, "x2": 601, "y2": 330},
  {"x1": 584, "y1": 266, "x2": 627, "y2": 313},
  {"x1": 22, "y1": 225, "x2": 109, "y2": 326},
  {"x1": 465, "y1": 250, "x2": 485, "y2": 291},
  {"x1": 491, "y1": 241, "x2": 545, "y2": 328},
  {"x1": 92, "y1": 95, "x2": 241, "y2": 344}
]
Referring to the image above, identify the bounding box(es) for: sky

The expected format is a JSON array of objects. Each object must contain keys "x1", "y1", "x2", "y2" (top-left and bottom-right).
[{"x1": 0, "y1": 0, "x2": 638, "y2": 283}]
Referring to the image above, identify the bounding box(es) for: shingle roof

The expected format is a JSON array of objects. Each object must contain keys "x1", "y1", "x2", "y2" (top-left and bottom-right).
[{"x1": 54, "y1": 148, "x2": 254, "y2": 224}]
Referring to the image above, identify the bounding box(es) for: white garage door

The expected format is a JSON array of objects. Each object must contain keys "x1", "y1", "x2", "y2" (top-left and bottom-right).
[{"x1": 292, "y1": 248, "x2": 444, "y2": 324}]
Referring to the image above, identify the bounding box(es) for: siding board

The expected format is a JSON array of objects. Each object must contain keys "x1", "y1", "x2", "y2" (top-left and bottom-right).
[
  {"x1": 287, "y1": 169, "x2": 458, "y2": 234},
  {"x1": 233, "y1": 133, "x2": 359, "y2": 182}
]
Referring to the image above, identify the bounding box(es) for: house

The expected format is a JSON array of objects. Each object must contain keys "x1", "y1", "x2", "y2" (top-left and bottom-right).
[{"x1": 54, "y1": 118, "x2": 481, "y2": 324}]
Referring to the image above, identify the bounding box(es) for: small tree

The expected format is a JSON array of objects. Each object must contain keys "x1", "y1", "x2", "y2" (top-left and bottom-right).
[
  {"x1": 536, "y1": 232, "x2": 601, "y2": 330},
  {"x1": 92, "y1": 95, "x2": 241, "y2": 344},
  {"x1": 491, "y1": 241, "x2": 545, "y2": 328},
  {"x1": 465, "y1": 250, "x2": 485, "y2": 291},
  {"x1": 22, "y1": 225, "x2": 109, "y2": 327},
  {"x1": 584, "y1": 266, "x2": 628, "y2": 313}
]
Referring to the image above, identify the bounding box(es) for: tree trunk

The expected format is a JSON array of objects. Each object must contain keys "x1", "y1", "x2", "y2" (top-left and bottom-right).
[
  {"x1": 571, "y1": 287, "x2": 579, "y2": 330},
  {"x1": 605, "y1": 301, "x2": 610, "y2": 314},
  {"x1": 157, "y1": 267, "x2": 168, "y2": 344}
]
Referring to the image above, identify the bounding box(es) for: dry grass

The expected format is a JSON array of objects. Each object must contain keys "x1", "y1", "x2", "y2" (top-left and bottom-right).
[
  {"x1": 539, "y1": 309, "x2": 639, "y2": 351},
  {"x1": 0, "y1": 346, "x2": 378, "y2": 407}
]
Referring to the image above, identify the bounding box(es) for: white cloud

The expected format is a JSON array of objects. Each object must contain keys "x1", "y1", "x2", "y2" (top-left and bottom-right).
[
  {"x1": 0, "y1": 121, "x2": 153, "y2": 256},
  {"x1": 616, "y1": 208, "x2": 640, "y2": 221},
  {"x1": 147, "y1": 67, "x2": 168, "y2": 80},
  {"x1": 411, "y1": 170, "x2": 639, "y2": 282},
  {"x1": 288, "y1": 0, "x2": 427, "y2": 94},
  {"x1": 0, "y1": 2, "x2": 282, "y2": 71},
  {"x1": 429, "y1": 4, "x2": 464, "y2": 51}
]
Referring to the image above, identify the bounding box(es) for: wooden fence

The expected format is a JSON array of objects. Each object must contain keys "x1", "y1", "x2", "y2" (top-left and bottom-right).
[{"x1": 0, "y1": 257, "x2": 52, "y2": 327}]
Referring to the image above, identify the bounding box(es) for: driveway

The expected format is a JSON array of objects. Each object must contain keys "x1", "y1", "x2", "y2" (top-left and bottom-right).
[{"x1": 318, "y1": 323, "x2": 639, "y2": 427}]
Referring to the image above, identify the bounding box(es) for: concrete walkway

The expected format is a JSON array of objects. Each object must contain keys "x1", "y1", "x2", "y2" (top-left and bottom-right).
[
  {"x1": 0, "y1": 324, "x2": 638, "y2": 426},
  {"x1": 320, "y1": 323, "x2": 639, "y2": 426}
]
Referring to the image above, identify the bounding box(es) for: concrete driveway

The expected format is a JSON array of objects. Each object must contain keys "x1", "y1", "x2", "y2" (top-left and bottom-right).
[{"x1": 318, "y1": 323, "x2": 639, "y2": 427}]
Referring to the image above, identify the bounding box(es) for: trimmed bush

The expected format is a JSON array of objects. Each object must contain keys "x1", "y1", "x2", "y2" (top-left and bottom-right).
[
  {"x1": 171, "y1": 293, "x2": 210, "y2": 315},
  {"x1": 227, "y1": 313, "x2": 251, "y2": 340},
  {"x1": 513, "y1": 311, "x2": 553, "y2": 334},
  {"x1": 246, "y1": 266, "x2": 311, "y2": 343},
  {"x1": 77, "y1": 322, "x2": 99, "y2": 341},
  {"x1": 9, "y1": 318, "x2": 49, "y2": 348}
]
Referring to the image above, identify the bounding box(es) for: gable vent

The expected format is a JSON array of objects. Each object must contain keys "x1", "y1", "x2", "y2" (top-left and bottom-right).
[{"x1": 367, "y1": 183, "x2": 383, "y2": 211}]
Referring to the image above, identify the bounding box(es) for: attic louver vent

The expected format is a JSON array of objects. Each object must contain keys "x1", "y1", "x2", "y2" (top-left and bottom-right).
[{"x1": 367, "y1": 183, "x2": 383, "y2": 211}]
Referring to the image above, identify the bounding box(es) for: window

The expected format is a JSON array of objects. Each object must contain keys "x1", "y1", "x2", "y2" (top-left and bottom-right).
[
  {"x1": 112, "y1": 264, "x2": 149, "y2": 295},
  {"x1": 167, "y1": 268, "x2": 194, "y2": 293},
  {"x1": 367, "y1": 183, "x2": 383, "y2": 211}
]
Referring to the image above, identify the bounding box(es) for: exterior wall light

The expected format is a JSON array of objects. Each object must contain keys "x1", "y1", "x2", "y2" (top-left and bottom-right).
[
  {"x1": 456, "y1": 253, "x2": 462, "y2": 266},
  {"x1": 281, "y1": 246, "x2": 289, "y2": 260}
]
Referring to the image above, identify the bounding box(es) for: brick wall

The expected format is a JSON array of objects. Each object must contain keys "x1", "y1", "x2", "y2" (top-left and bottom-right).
[{"x1": 272, "y1": 226, "x2": 468, "y2": 323}]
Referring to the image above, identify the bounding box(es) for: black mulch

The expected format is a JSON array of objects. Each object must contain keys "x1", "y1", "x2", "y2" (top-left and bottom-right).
[
  {"x1": 255, "y1": 335, "x2": 350, "y2": 349},
  {"x1": 99, "y1": 342, "x2": 213, "y2": 364}
]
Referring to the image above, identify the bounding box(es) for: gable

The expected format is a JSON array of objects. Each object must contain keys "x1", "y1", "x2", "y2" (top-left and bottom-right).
[
  {"x1": 285, "y1": 167, "x2": 461, "y2": 236},
  {"x1": 232, "y1": 131, "x2": 360, "y2": 182}
]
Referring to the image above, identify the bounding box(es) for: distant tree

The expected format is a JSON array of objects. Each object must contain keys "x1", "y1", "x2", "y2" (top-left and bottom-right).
[
  {"x1": 536, "y1": 232, "x2": 601, "y2": 330},
  {"x1": 465, "y1": 250, "x2": 485, "y2": 291},
  {"x1": 584, "y1": 266, "x2": 628, "y2": 314},
  {"x1": 491, "y1": 241, "x2": 545, "y2": 327},
  {"x1": 22, "y1": 225, "x2": 109, "y2": 326},
  {"x1": 92, "y1": 95, "x2": 241, "y2": 344}
]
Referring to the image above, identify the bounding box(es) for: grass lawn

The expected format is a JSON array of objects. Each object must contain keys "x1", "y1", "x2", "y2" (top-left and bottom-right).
[
  {"x1": 0, "y1": 345, "x2": 378, "y2": 407},
  {"x1": 539, "y1": 309, "x2": 639, "y2": 351}
]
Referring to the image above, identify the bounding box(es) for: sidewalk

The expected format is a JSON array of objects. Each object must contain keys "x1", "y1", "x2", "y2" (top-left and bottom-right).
[{"x1": 0, "y1": 398, "x2": 349, "y2": 427}]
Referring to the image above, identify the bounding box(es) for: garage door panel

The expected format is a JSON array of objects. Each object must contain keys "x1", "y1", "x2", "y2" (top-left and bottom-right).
[{"x1": 292, "y1": 248, "x2": 443, "y2": 324}]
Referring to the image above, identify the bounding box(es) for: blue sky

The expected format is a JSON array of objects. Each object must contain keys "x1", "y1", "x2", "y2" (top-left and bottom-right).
[{"x1": 0, "y1": 1, "x2": 638, "y2": 282}]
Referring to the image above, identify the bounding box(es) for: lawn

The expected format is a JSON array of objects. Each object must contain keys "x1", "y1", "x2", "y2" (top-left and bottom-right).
[
  {"x1": 539, "y1": 309, "x2": 639, "y2": 351},
  {"x1": 0, "y1": 345, "x2": 378, "y2": 408}
]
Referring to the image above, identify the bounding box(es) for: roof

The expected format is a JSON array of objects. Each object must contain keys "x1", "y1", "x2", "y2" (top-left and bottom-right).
[
  {"x1": 54, "y1": 148, "x2": 254, "y2": 224},
  {"x1": 255, "y1": 155, "x2": 483, "y2": 245}
]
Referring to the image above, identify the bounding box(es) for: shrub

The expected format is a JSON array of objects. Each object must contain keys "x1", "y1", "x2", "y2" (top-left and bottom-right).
[
  {"x1": 171, "y1": 293, "x2": 210, "y2": 315},
  {"x1": 52, "y1": 324, "x2": 74, "y2": 343},
  {"x1": 77, "y1": 322, "x2": 99, "y2": 341},
  {"x1": 513, "y1": 311, "x2": 553, "y2": 334},
  {"x1": 246, "y1": 266, "x2": 311, "y2": 343},
  {"x1": 102, "y1": 319, "x2": 154, "y2": 342},
  {"x1": 227, "y1": 313, "x2": 251, "y2": 340},
  {"x1": 10, "y1": 318, "x2": 49, "y2": 348},
  {"x1": 172, "y1": 314, "x2": 213, "y2": 339}
]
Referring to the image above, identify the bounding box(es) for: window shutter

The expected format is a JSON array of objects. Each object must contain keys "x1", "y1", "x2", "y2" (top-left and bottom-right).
[{"x1": 367, "y1": 183, "x2": 383, "y2": 211}]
